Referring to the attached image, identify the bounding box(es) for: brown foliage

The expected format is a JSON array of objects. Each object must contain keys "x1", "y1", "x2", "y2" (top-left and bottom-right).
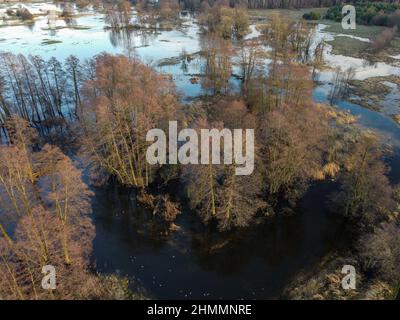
[
  {"x1": 371, "y1": 26, "x2": 398, "y2": 53},
  {"x1": 137, "y1": 192, "x2": 181, "y2": 222},
  {"x1": 198, "y1": 2, "x2": 249, "y2": 39},
  {"x1": 335, "y1": 131, "x2": 395, "y2": 225},
  {"x1": 260, "y1": 102, "x2": 329, "y2": 198},
  {"x1": 182, "y1": 100, "x2": 266, "y2": 231},
  {"x1": 0, "y1": 116, "x2": 120, "y2": 300},
  {"x1": 359, "y1": 222, "x2": 400, "y2": 285},
  {"x1": 80, "y1": 54, "x2": 180, "y2": 188},
  {"x1": 201, "y1": 35, "x2": 234, "y2": 94},
  {"x1": 105, "y1": 0, "x2": 132, "y2": 29}
]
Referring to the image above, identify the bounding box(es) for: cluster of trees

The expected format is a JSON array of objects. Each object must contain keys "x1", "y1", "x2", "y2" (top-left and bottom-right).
[
  {"x1": 198, "y1": 0, "x2": 249, "y2": 39},
  {"x1": 79, "y1": 53, "x2": 181, "y2": 221},
  {"x1": 4, "y1": 8, "x2": 34, "y2": 21},
  {"x1": 135, "y1": 0, "x2": 181, "y2": 25},
  {"x1": 105, "y1": 0, "x2": 133, "y2": 29},
  {"x1": 283, "y1": 120, "x2": 400, "y2": 299},
  {"x1": 326, "y1": 3, "x2": 400, "y2": 28},
  {"x1": 335, "y1": 132, "x2": 400, "y2": 297},
  {"x1": 359, "y1": 217, "x2": 400, "y2": 297},
  {"x1": 179, "y1": 0, "x2": 400, "y2": 10},
  {"x1": 247, "y1": 14, "x2": 325, "y2": 92},
  {"x1": 62, "y1": 0, "x2": 400, "y2": 11},
  {"x1": 370, "y1": 9, "x2": 400, "y2": 28},
  {"x1": 16, "y1": 8, "x2": 34, "y2": 21},
  {"x1": 200, "y1": 35, "x2": 234, "y2": 93},
  {"x1": 371, "y1": 25, "x2": 398, "y2": 52},
  {"x1": 0, "y1": 53, "x2": 88, "y2": 141},
  {"x1": 198, "y1": 13, "x2": 325, "y2": 97},
  {"x1": 334, "y1": 132, "x2": 395, "y2": 226},
  {"x1": 79, "y1": 53, "x2": 179, "y2": 189},
  {"x1": 61, "y1": 3, "x2": 75, "y2": 18},
  {"x1": 242, "y1": 17, "x2": 331, "y2": 205},
  {"x1": 240, "y1": 0, "x2": 400, "y2": 9},
  {"x1": 0, "y1": 51, "x2": 183, "y2": 222},
  {"x1": 260, "y1": 15, "x2": 318, "y2": 63},
  {"x1": 302, "y1": 10, "x2": 322, "y2": 20},
  {"x1": 0, "y1": 116, "x2": 135, "y2": 299}
]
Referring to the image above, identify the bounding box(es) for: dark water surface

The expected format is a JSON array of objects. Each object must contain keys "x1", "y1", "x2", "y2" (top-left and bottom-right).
[{"x1": 91, "y1": 182, "x2": 350, "y2": 299}]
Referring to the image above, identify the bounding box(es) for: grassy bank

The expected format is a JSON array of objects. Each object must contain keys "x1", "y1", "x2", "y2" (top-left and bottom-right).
[
  {"x1": 248, "y1": 8, "x2": 328, "y2": 21},
  {"x1": 321, "y1": 19, "x2": 385, "y2": 39}
]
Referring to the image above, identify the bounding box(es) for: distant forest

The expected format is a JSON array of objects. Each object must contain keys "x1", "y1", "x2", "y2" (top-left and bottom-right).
[{"x1": 176, "y1": 0, "x2": 400, "y2": 10}]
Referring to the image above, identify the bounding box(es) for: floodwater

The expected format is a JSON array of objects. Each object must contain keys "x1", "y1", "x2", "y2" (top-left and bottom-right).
[{"x1": 1, "y1": 2, "x2": 400, "y2": 299}]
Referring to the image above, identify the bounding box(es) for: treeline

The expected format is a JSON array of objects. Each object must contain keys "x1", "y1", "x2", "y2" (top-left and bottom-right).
[
  {"x1": 243, "y1": 0, "x2": 400, "y2": 9},
  {"x1": 0, "y1": 51, "x2": 152, "y2": 299},
  {"x1": 0, "y1": 53, "x2": 89, "y2": 141},
  {"x1": 64, "y1": 0, "x2": 400, "y2": 10},
  {"x1": 69, "y1": 0, "x2": 400, "y2": 11},
  {"x1": 79, "y1": 54, "x2": 182, "y2": 222},
  {"x1": 371, "y1": 25, "x2": 398, "y2": 52},
  {"x1": 178, "y1": 0, "x2": 400, "y2": 10},
  {"x1": 0, "y1": 52, "x2": 148, "y2": 299}
]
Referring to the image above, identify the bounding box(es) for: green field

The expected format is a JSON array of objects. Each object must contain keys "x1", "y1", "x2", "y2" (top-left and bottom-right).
[
  {"x1": 321, "y1": 19, "x2": 385, "y2": 39},
  {"x1": 326, "y1": 36, "x2": 369, "y2": 58},
  {"x1": 326, "y1": 32, "x2": 400, "y2": 62},
  {"x1": 248, "y1": 8, "x2": 328, "y2": 21}
]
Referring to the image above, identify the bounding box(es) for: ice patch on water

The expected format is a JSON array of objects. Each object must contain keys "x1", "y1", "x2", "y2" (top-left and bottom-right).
[
  {"x1": 312, "y1": 24, "x2": 400, "y2": 80},
  {"x1": 244, "y1": 25, "x2": 262, "y2": 40},
  {"x1": 389, "y1": 54, "x2": 400, "y2": 60}
]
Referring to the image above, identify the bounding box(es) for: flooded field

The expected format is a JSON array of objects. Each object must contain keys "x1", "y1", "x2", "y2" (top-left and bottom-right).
[{"x1": 1, "y1": 1, "x2": 399, "y2": 299}]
